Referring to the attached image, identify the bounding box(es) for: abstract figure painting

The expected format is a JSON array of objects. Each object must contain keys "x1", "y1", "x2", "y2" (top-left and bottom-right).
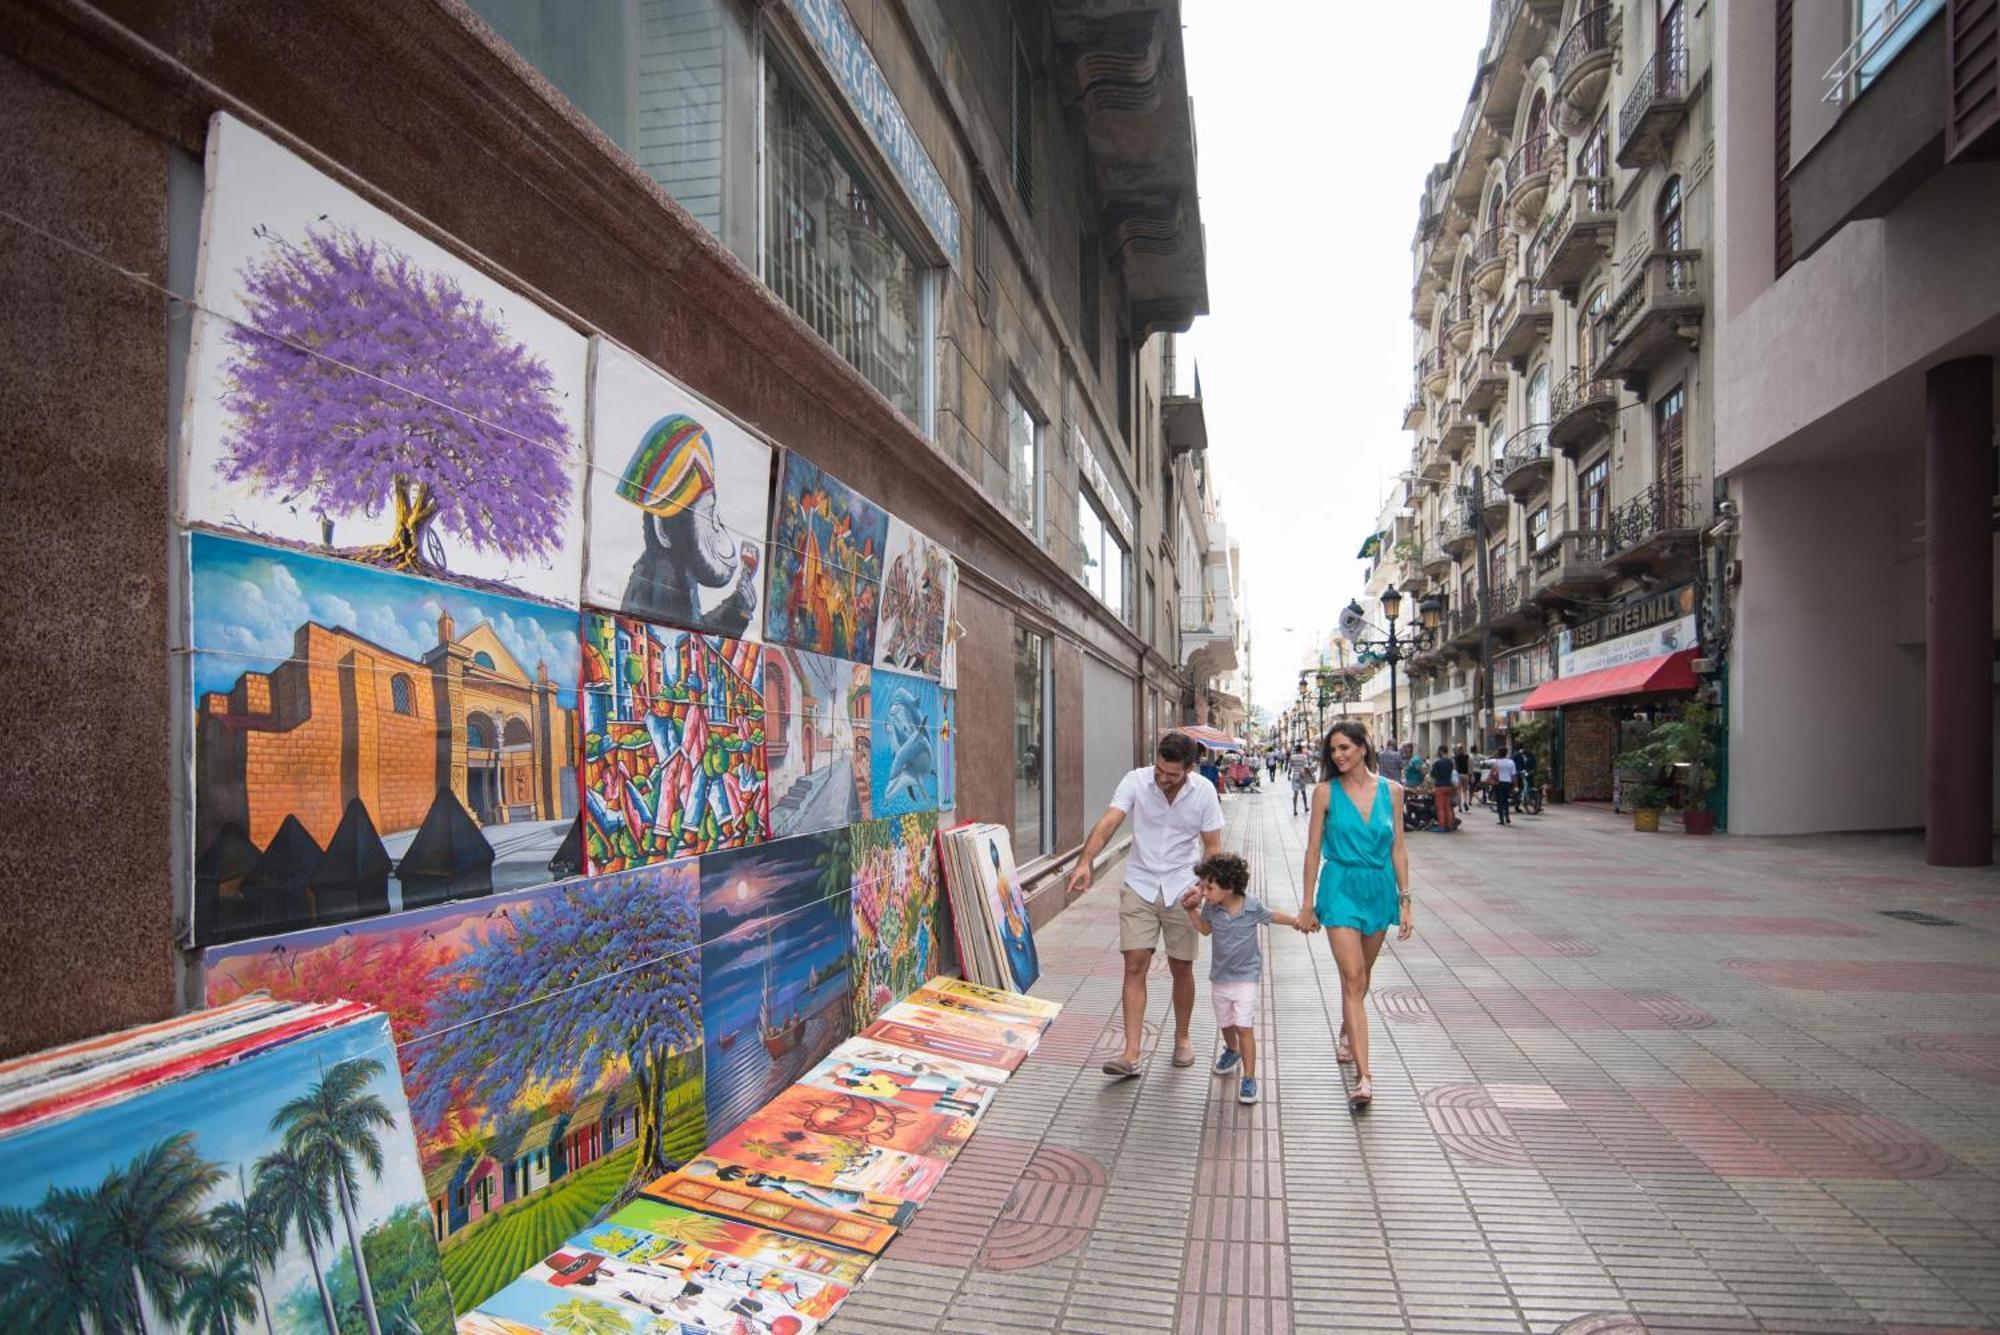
[
  {"x1": 869, "y1": 669, "x2": 942, "y2": 817},
  {"x1": 0, "y1": 1009, "x2": 453, "y2": 1335},
  {"x1": 189, "y1": 531, "x2": 582, "y2": 945},
  {"x1": 850, "y1": 813, "x2": 941, "y2": 1027},
  {"x1": 765, "y1": 453, "x2": 889, "y2": 663},
  {"x1": 971, "y1": 825, "x2": 1041, "y2": 992},
  {"x1": 764, "y1": 647, "x2": 870, "y2": 838},
  {"x1": 585, "y1": 339, "x2": 773, "y2": 638},
  {"x1": 580, "y1": 612, "x2": 767, "y2": 872},
  {"x1": 203, "y1": 862, "x2": 705, "y2": 1310},
  {"x1": 699, "y1": 833, "x2": 855, "y2": 1138},
  {"x1": 873, "y1": 517, "x2": 953, "y2": 678},
  {"x1": 180, "y1": 112, "x2": 586, "y2": 605}
]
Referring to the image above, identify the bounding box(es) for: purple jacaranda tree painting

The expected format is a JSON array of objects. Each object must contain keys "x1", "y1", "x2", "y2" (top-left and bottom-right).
[
  {"x1": 407, "y1": 862, "x2": 704, "y2": 1184},
  {"x1": 220, "y1": 224, "x2": 574, "y2": 574}
]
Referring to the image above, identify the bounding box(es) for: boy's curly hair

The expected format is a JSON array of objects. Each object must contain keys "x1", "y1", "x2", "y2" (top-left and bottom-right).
[{"x1": 1192, "y1": 852, "x2": 1250, "y2": 895}]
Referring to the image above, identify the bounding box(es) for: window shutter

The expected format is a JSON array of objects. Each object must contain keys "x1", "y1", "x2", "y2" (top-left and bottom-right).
[{"x1": 1946, "y1": 0, "x2": 2000, "y2": 162}]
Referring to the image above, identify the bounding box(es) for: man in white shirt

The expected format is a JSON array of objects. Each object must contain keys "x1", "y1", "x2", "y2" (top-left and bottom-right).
[
  {"x1": 1487, "y1": 746, "x2": 1519, "y2": 826},
  {"x1": 1067, "y1": 731, "x2": 1225, "y2": 1077}
]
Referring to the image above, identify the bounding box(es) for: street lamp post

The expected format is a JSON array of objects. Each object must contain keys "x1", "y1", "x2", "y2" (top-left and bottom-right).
[{"x1": 1345, "y1": 584, "x2": 1442, "y2": 748}]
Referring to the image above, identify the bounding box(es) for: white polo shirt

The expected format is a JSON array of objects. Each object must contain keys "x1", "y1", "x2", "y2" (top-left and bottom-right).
[{"x1": 1110, "y1": 766, "x2": 1225, "y2": 904}]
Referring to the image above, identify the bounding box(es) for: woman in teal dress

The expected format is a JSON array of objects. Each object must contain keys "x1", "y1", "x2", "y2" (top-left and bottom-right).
[{"x1": 1294, "y1": 720, "x2": 1415, "y2": 1109}]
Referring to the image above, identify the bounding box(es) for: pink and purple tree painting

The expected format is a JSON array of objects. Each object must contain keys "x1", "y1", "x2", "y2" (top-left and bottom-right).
[{"x1": 219, "y1": 224, "x2": 575, "y2": 578}]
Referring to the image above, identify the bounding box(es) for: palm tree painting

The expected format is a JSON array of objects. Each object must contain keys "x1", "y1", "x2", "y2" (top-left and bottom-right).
[{"x1": 0, "y1": 1013, "x2": 449, "y2": 1334}]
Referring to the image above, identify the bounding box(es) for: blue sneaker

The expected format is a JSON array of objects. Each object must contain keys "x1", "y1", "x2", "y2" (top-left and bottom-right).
[
  {"x1": 1238, "y1": 1077, "x2": 1259, "y2": 1105},
  {"x1": 1213, "y1": 1048, "x2": 1241, "y2": 1076}
]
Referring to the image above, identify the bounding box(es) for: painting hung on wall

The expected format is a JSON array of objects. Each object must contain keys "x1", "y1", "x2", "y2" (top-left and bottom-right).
[
  {"x1": 584, "y1": 338, "x2": 774, "y2": 637},
  {"x1": 179, "y1": 112, "x2": 587, "y2": 605},
  {"x1": 0, "y1": 1009, "x2": 453, "y2": 1335},
  {"x1": 204, "y1": 860, "x2": 705, "y2": 1311},
  {"x1": 699, "y1": 832, "x2": 855, "y2": 1137},
  {"x1": 189, "y1": 531, "x2": 583, "y2": 945},
  {"x1": 850, "y1": 813, "x2": 941, "y2": 1026},
  {"x1": 580, "y1": 611, "x2": 767, "y2": 873},
  {"x1": 869, "y1": 669, "x2": 942, "y2": 817},
  {"x1": 873, "y1": 517, "x2": 953, "y2": 678},
  {"x1": 765, "y1": 453, "x2": 889, "y2": 662},
  {"x1": 764, "y1": 647, "x2": 871, "y2": 838}
]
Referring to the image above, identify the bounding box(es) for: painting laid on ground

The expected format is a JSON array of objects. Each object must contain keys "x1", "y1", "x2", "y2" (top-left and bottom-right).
[
  {"x1": 765, "y1": 453, "x2": 889, "y2": 663},
  {"x1": 580, "y1": 611, "x2": 767, "y2": 873},
  {"x1": 764, "y1": 647, "x2": 871, "y2": 838},
  {"x1": 869, "y1": 668, "x2": 942, "y2": 817},
  {"x1": 584, "y1": 339, "x2": 773, "y2": 638},
  {"x1": 189, "y1": 531, "x2": 582, "y2": 946},
  {"x1": 179, "y1": 112, "x2": 587, "y2": 606},
  {"x1": 0, "y1": 1008, "x2": 452, "y2": 1334},
  {"x1": 699, "y1": 832, "x2": 855, "y2": 1138},
  {"x1": 204, "y1": 860, "x2": 705, "y2": 1312},
  {"x1": 849, "y1": 812, "x2": 941, "y2": 1027},
  {"x1": 873, "y1": 517, "x2": 954, "y2": 678}
]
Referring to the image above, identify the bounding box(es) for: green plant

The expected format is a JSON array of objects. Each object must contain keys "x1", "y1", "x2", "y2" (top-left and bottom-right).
[
  {"x1": 1391, "y1": 538, "x2": 1420, "y2": 564},
  {"x1": 1621, "y1": 704, "x2": 1720, "y2": 811}
]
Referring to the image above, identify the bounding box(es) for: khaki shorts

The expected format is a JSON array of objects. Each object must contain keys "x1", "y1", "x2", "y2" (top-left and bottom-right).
[{"x1": 1118, "y1": 886, "x2": 1200, "y2": 961}]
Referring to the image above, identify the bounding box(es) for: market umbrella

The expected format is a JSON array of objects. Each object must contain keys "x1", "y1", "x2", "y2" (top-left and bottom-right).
[{"x1": 1169, "y1": 723, "x2": 1246, "y2": 752}]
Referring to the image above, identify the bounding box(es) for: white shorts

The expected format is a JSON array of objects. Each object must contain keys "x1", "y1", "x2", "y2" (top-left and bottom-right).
[{"x1": 1211, "y1": 979, "x2": 1259, "y2": 1029}]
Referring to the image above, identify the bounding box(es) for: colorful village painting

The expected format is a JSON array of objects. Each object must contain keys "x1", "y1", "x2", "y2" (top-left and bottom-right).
[
  {"x1": 180, "y1": 112, "x2": 587, "y2": 607},
  {"x1": 850, "y1": 813, "x2": 942, "y2": 1027},
  {"x1": 0, "y1": 1013, "x2": 452, "y2": 1334},
  {"x1": 765, "y1": 453, "x2": 889, "y2": 663},
  {"x1": 580, "y1": 612, "x2": 768, "y2": 873},
  {"x1": 764, "y1": 647, "x2": 871, "y2": 838},
  {"x1": 190, "y1": 532, "x2": 582, "y2": 946},
  {"x1": 699, "y1": 833, "x2": 855, "y2": 1137},
  {"x1": 204, "y1": 861, "x2": 704, "y2": 1311}
]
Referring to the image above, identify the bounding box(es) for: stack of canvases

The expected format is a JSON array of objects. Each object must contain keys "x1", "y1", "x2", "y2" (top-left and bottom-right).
[
  {"x1": 938, "y1": 825, "x2": 1043, "y2": 996},
  {"x1": 461, "y1": 978, "x2": 1060, "y2": 1334},
  {"x1": 0, "y1": 999, "x2": 456, "y2": 1332},
  {"x1": 176, "y1": 111, "x2": 961, "y2": 1314}
]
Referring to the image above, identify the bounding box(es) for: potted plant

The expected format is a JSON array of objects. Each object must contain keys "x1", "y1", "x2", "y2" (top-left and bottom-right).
[
  {"x1": 1631, "y1": 703, "x2": 1721, "y2": 835},
  {"x1": 1614, "y1": 747, "x2": 1668, "y2": 832}
]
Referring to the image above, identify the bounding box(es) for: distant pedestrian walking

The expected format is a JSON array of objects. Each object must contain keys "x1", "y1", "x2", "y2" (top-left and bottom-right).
[
  {"x1": 1296, "y1": 721, "x2": 1414, "y2": 1110},
  {"x1": 1429, "y1": 746, "x2": 1458, "y2": 832},
  {"x1": 1488, "y1": 746, "x2": 1517, "y2": 826},
  {"x1": 1379, "y1": 740, "x2": 1404, "y2": 784},
  {"x1": 1453, "y1": 744, "x2": 1472, "y2": 812},
  {"x1": 1265, "y1": 752, "x2": 1280, "y2": 784},
  {"x1": 1288, "y1": 747, "x2": 1314, "y2": 816}
]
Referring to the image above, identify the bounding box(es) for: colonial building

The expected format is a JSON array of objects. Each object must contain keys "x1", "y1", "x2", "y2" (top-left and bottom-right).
[
  {"x1": 2, "y1": 0, "x2": 1222, "y2": 1045},
  {"x1": 1397, "y1": 0, "x2": 1717, "y2": 804}
]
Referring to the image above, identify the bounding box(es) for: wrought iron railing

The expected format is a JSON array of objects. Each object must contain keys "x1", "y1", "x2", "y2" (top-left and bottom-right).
[
  {"x1": 1472, "y1": 224, "x2": 1509, "y2": 271},
  {"x1": 1554, "y1": 5, "x2": 1616, "y2": 93},
  {"x1": 1505, "y1": 133, "x2": 1562, "y2": 198},
  {"x1": 1416, "y1": 347, "x2": 1450, "y2": 385},
  {"x1": 1533, "y1": 526, "x2": 1611, "y2": 575},
  {"x1": 1499, "y1": 425, "x2": 1553, "y2": 485},
  {"x1": 1608, "y1": 479, "x2": 1709, "y2": 552},
  {"x1": 1442, "y1": 295, "x2": 1474, "y2": 334},
  {"x1": 1551, "y1": 367, "x2": 1618, "y2": 423},
  {"x1": 1619, "y1": 46, "x2": 1690, "y2": 150}
]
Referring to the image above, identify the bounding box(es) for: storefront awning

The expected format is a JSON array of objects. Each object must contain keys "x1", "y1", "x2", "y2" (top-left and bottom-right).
[{"x1": 1522, "y1": 649, "x2": 1700, "y2": 711}]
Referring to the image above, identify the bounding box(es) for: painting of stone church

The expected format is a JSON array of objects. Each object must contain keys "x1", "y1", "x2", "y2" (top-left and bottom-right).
[{"x1": 190, "y1": 532, "x2": 582, "y2": 944}]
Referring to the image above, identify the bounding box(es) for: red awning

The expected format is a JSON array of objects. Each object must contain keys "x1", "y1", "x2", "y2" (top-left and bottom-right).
[{"x1": 1522, "y1": 649, "x2": 1700, "y2": 711}]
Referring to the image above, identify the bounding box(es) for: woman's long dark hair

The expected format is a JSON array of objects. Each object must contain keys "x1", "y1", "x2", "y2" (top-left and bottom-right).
[{"x1": 1321, "y1": 720, "x2": 1379, "y2": 778}]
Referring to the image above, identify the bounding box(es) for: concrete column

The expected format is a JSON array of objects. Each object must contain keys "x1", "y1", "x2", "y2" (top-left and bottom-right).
[{"x1": 1925, "y1": 357, "x2": 1994, "y2": 866}]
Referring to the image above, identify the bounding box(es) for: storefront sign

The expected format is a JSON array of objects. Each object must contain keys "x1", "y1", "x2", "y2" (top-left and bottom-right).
[
  {"x1": 1564, "y1": 583, "x2": 1696, "y2": 651},
  {"x1": 787, "y1": 0, "x2": 962, "y2": 264},
  {"x1": 1559, "y1": 612, "x2": 1697, "y2": 677}
]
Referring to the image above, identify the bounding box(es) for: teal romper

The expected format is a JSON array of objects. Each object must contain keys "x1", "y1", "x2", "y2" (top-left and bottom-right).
[{"x1": 1314, "y1": 775, "x2": 1401, "y2": 934}]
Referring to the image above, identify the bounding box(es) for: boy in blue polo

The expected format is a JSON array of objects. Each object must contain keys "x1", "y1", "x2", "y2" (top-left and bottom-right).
[{"x1": 1181, "y1": 852, "x2": 1297, "y2": 1105}]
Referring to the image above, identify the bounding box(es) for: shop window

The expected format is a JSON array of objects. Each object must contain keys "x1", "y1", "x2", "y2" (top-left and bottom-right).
[
  {"x1": 764, "y1": 56, "x2": 930, "y2": 425},
  {"x1": 461, "y1": 0, "x2": 757, "y2": 264},
  {"x1": 1005, "y1": 385, "x2": 1043, "y2": 536},
  {"x1": 1012, "y1": 626, "x2": 1051, "y2": 860}
]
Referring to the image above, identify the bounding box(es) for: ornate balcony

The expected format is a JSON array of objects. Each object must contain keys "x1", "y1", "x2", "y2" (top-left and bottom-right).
[
  {"x1": 1460, "y1": 475, "x2": 1511, "y2": 529},
  {"x1": 1597, "y1": 250, "x2": 1705, "y2": 389},
  {"x1": 1553, "y1": 5, "x2": 1618, "y2": 130},
  {"x1": 1505, "y1": 132, "x2": 1563, "y2": 229},
  {"x1": 1548, "y1": 368, "x2": 1619, "y2": 457},
  {"x1": 1418, "y1": 347, "x2": 1451, "y2": 396},
  {"x1": 1461, "y1": 347, "x2": 1509, "y2": 418},
  {"x1": 1440, "y1": 398, "x2": 1477, "y2": 459},
  {"x1": 1617, "y1": 46, "x2": 1692, "y2": 169},
  {"x1": 1607, "y1": 478, "x2": 1709, "y2": 572},
  {"x1": 1445, "y1": 601, "x2": 1483, "y2": 650},
  {"x1": 1422, "y1": 538, "x2": 1455, "y2": 576},
  {"x1": 1493, "y1": 278, "x2": 1552, "y2": 369},
  {"x1": 1469, "y1": 225, "x2": 1511, "y2": 298},
  {"x1": 1529, "y1": 521, "x2": 1612, "y2": 603},
  {"x1": 1497, "y1": 424, "x2": 1554, "y2": 499},
  {"x1": 1413, "y1": 277, "x2": 1439, "y2": 323},
  {"x1": 1418, "y1": 438, "x2": 1452, "y2": 482},
  {"x1": 1441, "y1": 511, "x2": 1479, "y2": 558},
  {"x1": 1403, "y1": 394, "x2": 1426, "y2": 431},
  {"x1": 1442, "y1": 295, "x2": 1477, "y2": 354},
  {"x1": 1531, "y1": 176, "x2": 1616, "y2": 299},
  {"x1": 1490, "y1": 569, "x2": 1541, "y2": 632}
]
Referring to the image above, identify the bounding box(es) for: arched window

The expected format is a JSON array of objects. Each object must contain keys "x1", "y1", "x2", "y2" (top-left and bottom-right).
[
  {"x1": 1485, "y1": 185, "x2": 1503, "y2": 231},
  {"x1": 1579, "y1": 285, "x2": 1607, "y2": 379},
  {"x1": 1525, "y1": 91, "x2": 1548, "y2": 170},
  {"x1": 1657, "y1": 175, "x2": 1683, "y2": 250},
  {"x1": 1527, "y1": 364, "x2": 1551, "y2": 426},
  {"x1": 502, "y1": 717, "x2": 533, "y2": 747},
  {"x1": 466, "y1": 712, "x2": 494, "y2": 750},
  {"x1": 472, "y1": 650, "x2": 498, "y2": 672},
  {"x1": 389, "y1": 673, "x2": 414, "y2": 716}
]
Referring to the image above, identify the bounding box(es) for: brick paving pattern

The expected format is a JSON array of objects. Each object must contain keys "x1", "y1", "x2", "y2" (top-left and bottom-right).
[{"x1": 828, "y1": 792, "x2": 2000, "y2": 1333}]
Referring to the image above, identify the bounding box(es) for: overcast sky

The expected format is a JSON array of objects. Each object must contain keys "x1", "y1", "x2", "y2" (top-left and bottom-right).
[{"x1": 1178, "y1": 0, "x2": 1491, "y2": 715}]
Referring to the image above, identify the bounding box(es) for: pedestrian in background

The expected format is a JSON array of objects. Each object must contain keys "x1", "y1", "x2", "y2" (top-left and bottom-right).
[
  {"x1": 1430, "y1": 745, "x2": 1458, "y2": 832},
  {"x1": 1453, "y1": 743, "x2": 1473, "y2": 812},
  {"x1": 1296, "y1": 721, "x2": 1415, "y2": 1110},
  {"x1": 1489, "y1": 745, "x2": 1517, "y2": 826},
  {"x1": 1288, "y1": 747, "x2": 1314, "y2": 816},
  {"x1": 1379, "y1": 739, "x2": 1404, "y2": 784},
  {"x1": 1265, "y1": 751, "x2": 1280, "y2": 784}
]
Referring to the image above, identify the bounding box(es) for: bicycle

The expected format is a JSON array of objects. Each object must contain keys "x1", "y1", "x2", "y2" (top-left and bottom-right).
[{"x1": 1518, "y1": 778, "x2": 1545, "y2": 816}]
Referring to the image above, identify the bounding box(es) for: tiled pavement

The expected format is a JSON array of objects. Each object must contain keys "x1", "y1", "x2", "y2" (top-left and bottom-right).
[{"x1": 829, "y1": 790, "x2": 2000, "y2": 1334}]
